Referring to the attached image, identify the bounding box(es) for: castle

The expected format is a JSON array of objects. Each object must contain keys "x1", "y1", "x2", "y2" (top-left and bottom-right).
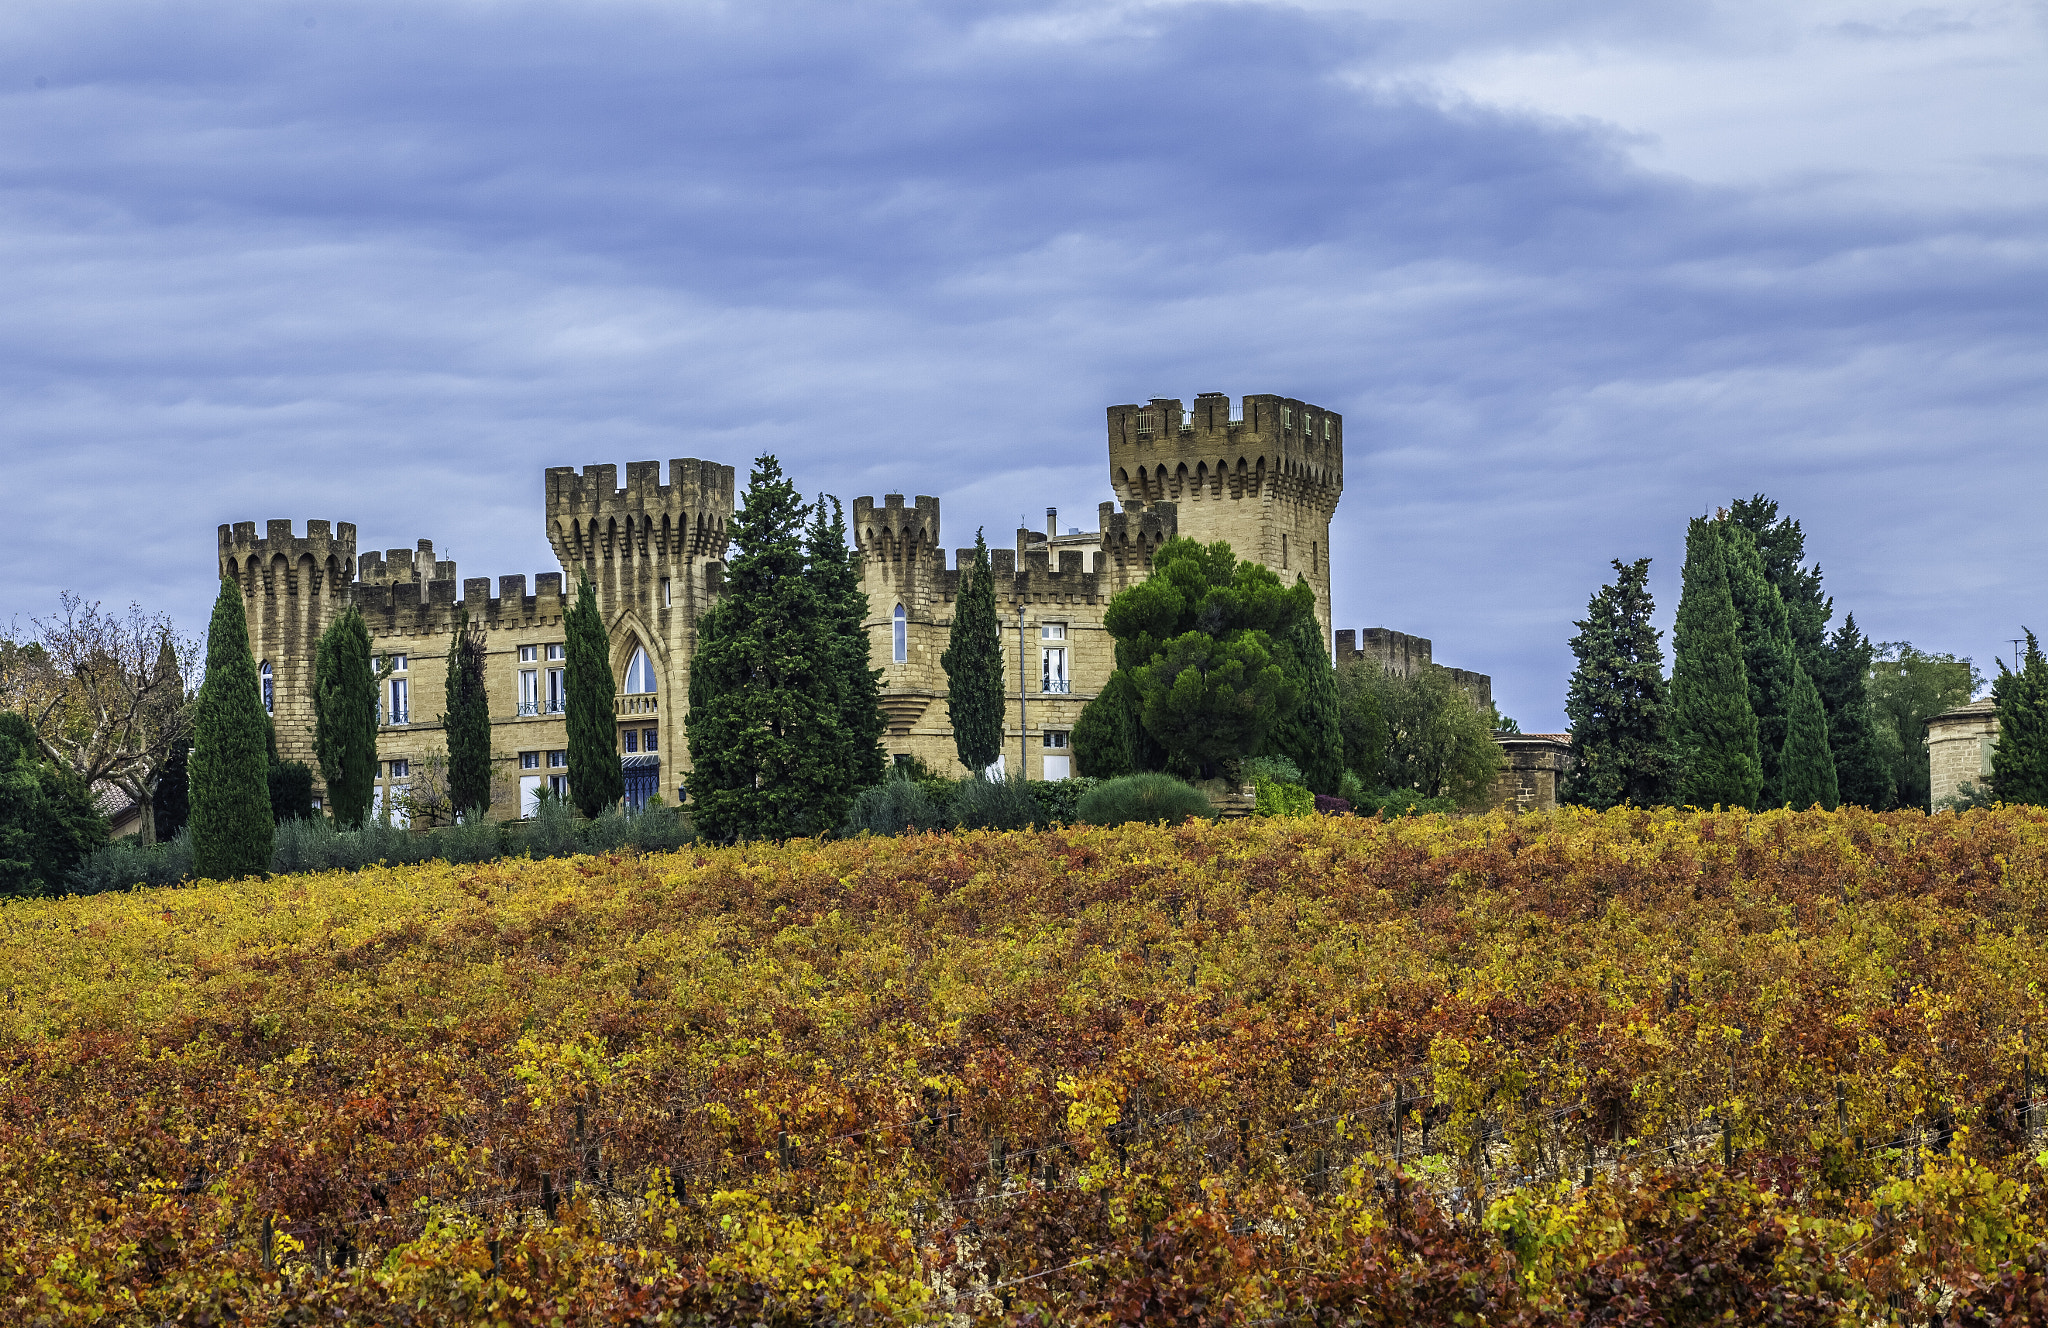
[{"x1": 221, "y1": 391, "x2": 1493, "y2": 818}]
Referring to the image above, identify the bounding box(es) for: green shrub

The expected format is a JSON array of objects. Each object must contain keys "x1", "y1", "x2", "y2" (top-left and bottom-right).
[
  {"x1": 949, "y1": 774, "x2": 1039, "y2": 831},
  {"x1": 1338, "y1": 770, "x2": 1370, "y2": 806},
  {"x1": 520, "y1": 794, "x2": 584, "y2": 859},
  {"x1": 66, "y1": 828, "x2": 193, "y2": 895},
  {"x1": 1363, "y1": 788, "x2": 1458, "y2": 817},
  {"x1": 1027, "y1": 777, "x2": 1097, "y2": 826},
  {"x1": 1239, "y1": 754, "x2": 1303, "y2": 786},
  {"x1": 270, "y1": 816, "x2": 340, "y2": 874},
  {"x1": 1252, "y1": 776, "x2": 1315, "y2": 818},
  {"x1": 842, "y1": 779, "x2": 944, "y2": 836},
  {"x1": 623, "y1": 802, "x2": 694, "y2": 852},
  {"x1": 1076, "y1": 773, "x2": 1213, "y2": 827},
  {"x1": 429, "y1": 817, "x2": 506, "y2": 865}
]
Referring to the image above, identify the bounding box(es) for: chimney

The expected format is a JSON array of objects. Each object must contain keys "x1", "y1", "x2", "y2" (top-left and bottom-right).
[{"x1": 1046, "y1": 506, "x2": 1058, "y2": 539}]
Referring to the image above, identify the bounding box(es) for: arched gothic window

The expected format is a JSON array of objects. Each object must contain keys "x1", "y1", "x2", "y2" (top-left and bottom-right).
[
  {"x1": 892, "y1": 604, "x2": 907, "y2": 663},
  {"x1": 260, "y1": 661, "x2": 274, "y2": 714},
  {"x1": 624, "y1": 646, "x2": 658, "y2": 694}
]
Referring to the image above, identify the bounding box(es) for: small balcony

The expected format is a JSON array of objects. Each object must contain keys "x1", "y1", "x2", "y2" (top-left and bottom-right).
[
  {"x1": 517, "y1": 700, "x2": 540, "y2": 717},
  {"x1": 616, "y1": 693, "x2": 658, "y2": 716},
  {"x1": 1041, "y1": 679, "x2": 1071, "y2": 695},
  {"x1": 383, "y1": 707, "x2": 409, "y2": 726},
  {"x1": 547, "y1": 698, "x2": 565, "y2": 714}
]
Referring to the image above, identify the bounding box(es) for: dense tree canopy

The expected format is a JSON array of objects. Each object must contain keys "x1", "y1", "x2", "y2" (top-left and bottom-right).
[
  {"x1": 189, "y1": 578, "x2": 275, "y2": 880},
  {"x1": 314, "y1": 606, "x2": 379, "y2": 829},
  {"x1": 940, "y1": 531, "x2": 1006, "y2": 775},
  {"x1": 1990, "y1": 630, "x2": 2048, "y2": 806},
  {"x1": 1670, "y1": 517, "x2": 1762, "y2": 809},
  {"x1": 1562, "y1": 557, "x2": 1675, "y2": 810},
  {"x1": 0, "y1": 711, "x2": 108, "y2": 897}
]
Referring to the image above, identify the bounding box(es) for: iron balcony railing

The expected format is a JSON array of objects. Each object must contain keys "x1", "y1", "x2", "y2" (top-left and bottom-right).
[
  {"x1": 1041, "y1": 678, "x2": 1071, "y2": 694},
  {"x1": 517, "y1": 700, "x2": 540, "y2": 717}
]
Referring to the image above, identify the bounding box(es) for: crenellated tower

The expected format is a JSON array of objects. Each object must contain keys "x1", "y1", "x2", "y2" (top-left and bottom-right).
[
  {"x1": 544, "y1": 458, "x2": 736, "y2": 757},
  {"x1": 1106, "y1": 392, "x2": 1343, "y2": 642},
  {"x1": 217, "y1": 519, "x2": 358, "y2": 771}
]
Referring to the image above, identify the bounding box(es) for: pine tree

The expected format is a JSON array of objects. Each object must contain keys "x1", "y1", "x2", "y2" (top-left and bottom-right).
[
  {"x1": 941, "y1": 530, "x2": 1006, "y2": 775},
  {"x1": 1670, "y1": 518, "x2": 1762, "y2": 808},
  {"x1": 1562, "y1": 557, "x2": 1676, "y2": 809},
  {"x1": 314, "y1": 606, "x2": 379, "y2": 827},
  {"x1": 685, "y1": 455, "x2": 848, "y2": 841},
  {"x1": 1991, "y1": 630, "x2": 2048, "y2": 806},
  {"x1": 1265, "y1": 610, "x2": 1345, "y2": 796},
  {"x1": 1720, "y1": 521, "x2": 1806, "y2": 804},
  {"x1": 564, "y1": 576, "x2": 623, "y2": 818},
  {"x1": 189, "y1": 577, "x2": 275, "y2": 880},
  {"x1": 1778, "y1": 664, "x2": 1839, "y2": 809},
  {"x1": 1814, "y1": 615, "x2": 1893, "y2": 808},
  {"x1": 805, "y1": 495, "x2": 887, "y2": 819},
  {"x1": 444, "y1": 608, "x2": 493, "y2": 820},
  {"x1": 1728, "y1": 496, "x2": 1830, "y2": 669}
]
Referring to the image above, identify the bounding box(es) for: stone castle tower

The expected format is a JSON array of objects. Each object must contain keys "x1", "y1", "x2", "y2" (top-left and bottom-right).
[
  {"x1": 1106, "y1": 393, "x2": 1342, "y2": 641},
  {"x1": 220, "y1": 458, "x2": 733, "y2": 820}
]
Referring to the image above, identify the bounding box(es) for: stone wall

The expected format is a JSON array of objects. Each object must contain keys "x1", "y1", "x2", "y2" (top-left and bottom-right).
[
  {"x1": 1926, "y1": 699, "x2": 1998, "y2": 808},
  {"x1": 1332, "y1": 627, "x2": 1494, "y2": 713},
  {"x1": 1490, "y1": 734, "x2": 1573, "y2": 812}
]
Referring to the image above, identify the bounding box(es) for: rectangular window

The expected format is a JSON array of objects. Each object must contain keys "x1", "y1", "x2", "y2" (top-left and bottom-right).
[
  {"x1": 643, "y1": 727, "x2": 658, "y2": 752},
  {"x1": 389, "y1": 677, "x2": 409, "y2": 724},
  {"x1": 390, "y1": 654, "x2": 407, "y2": 672},
  {"x1": 520, "y1": 750, "x2": 541, "y2": 770},
  {"x1": 547, "y1": 750, "x2": 567, "y2": 769},
  {"x1": 892, "y1": 607, "x2": 907, "y2": 663},
  {"x1": 1135, "y1": 411, "x2": 1157, "y2": 436},
  {"x1": 545, "y1": 643, "x2": 564, "y2": 661},
  {"x1": 546, "y1": 668, "x2": 565, "y2": 712},
  {"x1": 519, "y1": 644, "x2": 538, "y2": 663},
  {"x1": 1040, "y1": 622, "x2": 1066, "y2": 642},
  {"x1": 1282, "y1": 407, "x2": 1293, "y2": 430},
  {"x1": 622, "y1": 728, "x2": 638, "y2": 753},
  {"x1": 1281, "y1": 533, "x2": 1289, "y2": 569},
  {"x1": 518, "y1": 668, "x2": 540, "y2": 715},
  {"x1": 661, "y1": 577, "x2": 672, "y2": 608},
  {"x1": 1042, "y1": 730, "x2": 1069, "y2": 749},
  {"x1": 1323, "y1": 418, "x2": 1332, "y2": 440},
  {"x1": 1041, "y1": 644, "x2": 1069, "y2": 694},
  {"x1": 548, "y1": 773, "x2": 568, "y2": 797},
  {"x1": 388, "y1": 758, "x2": 410, "y2": 778}
]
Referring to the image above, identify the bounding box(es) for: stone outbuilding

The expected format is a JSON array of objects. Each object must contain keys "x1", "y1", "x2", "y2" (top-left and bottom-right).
[
  {"x1": 1926, "y1": 699, "x2": 1999, "y2": 808},
  {"x1": 1491, "y1": 733, "x2": 1574, "y2": 812}
]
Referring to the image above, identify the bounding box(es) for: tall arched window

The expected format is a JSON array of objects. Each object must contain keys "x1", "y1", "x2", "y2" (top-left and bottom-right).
[
  {"x1": 260, "y1": 661, "x2": 274, "y2": 714},
  {"x1": 892, "y1": 604, "x2": 907, "y2": 663},
  {"x1": 624, "y1": 646, "x2": 658, "y2": 694}
]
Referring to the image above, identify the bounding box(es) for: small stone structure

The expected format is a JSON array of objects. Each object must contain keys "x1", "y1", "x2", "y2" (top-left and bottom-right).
[
  {"x1": 1491, "y1": 734, "x2": 1574, "y2": 812},
  {"x1": 1926, "y1": 699, "x2": 1999, "y2": 808}
]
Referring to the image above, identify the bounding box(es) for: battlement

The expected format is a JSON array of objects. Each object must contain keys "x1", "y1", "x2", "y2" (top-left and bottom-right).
[
  {"x1": 1106, "y1": 393, "x2": 1343, "y2": 507},
  {"x1": 349, "y1": 567, "x2": 570, "y2": 632},
  {"x1": 545, "y1": 458, "x2": 737, "y2": 565},
  {"x1": 358, "y1": 539, "x2": 457, "y2": 587},
  {"x1": 1335, "y1": 627, "x2": 1493, "y2": 712},
  {"x1": 218, "y1": 518, "x2": 358, "y2": 596},
  {"x1": 853, "y1": 494, "x2": 941, "y2": 561}
]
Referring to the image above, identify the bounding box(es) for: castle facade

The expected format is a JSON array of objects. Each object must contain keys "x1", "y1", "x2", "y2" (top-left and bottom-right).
[{"x1": 221, "y1": 390, "x2": 1492, "y2": 816}]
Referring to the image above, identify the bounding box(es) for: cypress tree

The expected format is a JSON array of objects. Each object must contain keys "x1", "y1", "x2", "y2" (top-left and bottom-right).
[
  {"x1": 805, "y1": 494, "x2": 888, "y2": 818},
  {"x1": 189, "y1": 577, "x2": 275, "y2": 880},
  {"x1": 1670, "y1": 518, "x2": 1762, "y2": 808},
  {"x1": 1728, "y1": 496, "x2": 1830, "y2": 669},
  {"x1": 1265, "y1": 610, "x2": 1345, "y2": 795},
  {"x1": 443, "y1": 609, "x2": 493, "y2": 820},
  {"x1": 152, "y1": 740, "x2": 191, "y2": 841},
  {"x1": 1778, "y1": 664, "x2": 1839, "y2": 809},
  {"x1": 1072, "y1": 676, "x2": 1135, "y2": 778},
  {"x1": 1562, "y1": 557, "x2": 1676, "y2": 809},
  {"x1": 1991, "y1": 630, "x2": 2048, "y2": 806},
  {"x1": 1720, "y1": 521, "x2": 1805, "y2": 804},
  {"x1": 564, "y1": 576, "x2": 623, "y2": 818},
  {"x1": 685, "y1": 455, "x2": 846, "y2": 841},
  {"x1": 1814, "y1": 615, "x2": 1893, "y2": 808},
  {"x1": 314, "y1": 606, "x2": 379, "y2": 828},
  {"x1": 941, "y1": 530, "x2": 1006, "y2": 775}
]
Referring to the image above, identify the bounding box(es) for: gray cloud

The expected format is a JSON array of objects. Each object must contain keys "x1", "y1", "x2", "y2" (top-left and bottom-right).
[{"x1": 1, "y1": 0, "x2": 2041, "y2": 726}]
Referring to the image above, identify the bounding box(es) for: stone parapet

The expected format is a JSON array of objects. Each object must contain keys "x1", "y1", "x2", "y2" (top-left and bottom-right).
[
  {"x1": 1491, "y1": 733, "x2": 1573, "y2": 813},
  {"x1": 1926, "y1": 699, "x2": 1999, "y2": 809}
]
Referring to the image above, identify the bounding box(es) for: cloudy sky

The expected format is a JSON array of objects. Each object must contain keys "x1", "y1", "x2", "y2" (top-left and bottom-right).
[{"x1": 3, "y1": 0, "x2": 2042, "y2": 729}]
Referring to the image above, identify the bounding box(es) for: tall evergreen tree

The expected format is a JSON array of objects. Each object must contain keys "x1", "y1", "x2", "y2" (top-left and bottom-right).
[
  {"x1": 805, "y1": 495, "x2": 888, "y2": 816},
  {"x1": 151, "y1": 739, "x2": 191, "y2": 841},
  {"x1": 564, "y1": 575, "x2": 623, "y2": 818},
  {"x1": 1720, "y1": 521, "x2": 1806, "y2": 804},
  {"x1": 685, "y1": 455, "x2": 848, "y2": 841},
  {"x1": 1990, "y1": 629, "x2": 2048, "y2": 806},
  {"x1": 314, "y1": 606, "x2": 379, "y2": 828},
  {"x1": 444, "y1": 608, "x2": 493, "y2": 820},
  {"x1": 1778, "y1": 665, "x2": 1839, "y2": 809},
  {"x1": 0, "y1": 712, "x2": 108, "y2": 897},
  {"x1": 1265, "y1": 610, "x2": 1344, "y2": 796},
  {"x1": 1334, "y1": 661, "x2": 1392, "y2": 790},
  {"x1": 189, "y1": 577, "x2": 275, "y2": 880},
  {"x1": 1670, "y1": 518, "x2": 1762, "y2": 808},
  {"x1": 1728, "y1": 496, "x2": 1830, "y2": 668},
  {"x1": 941, "y1": 530, "x2": 1006, "y2": 775},
  {"x1": 1562, "y1": 557, "x2": 1676, "y2": 809},
  {"x1": 1814, "y1": 615, "x2": 1893, "y2": 808}
]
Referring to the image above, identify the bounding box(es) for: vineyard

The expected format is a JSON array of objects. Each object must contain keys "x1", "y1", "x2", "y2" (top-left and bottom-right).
[{"x1": 4, "y1": 806, "x2": 2048, "y2": 1325}]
